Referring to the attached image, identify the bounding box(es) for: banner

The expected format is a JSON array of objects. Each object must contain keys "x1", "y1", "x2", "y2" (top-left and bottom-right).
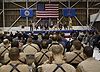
[
  {"x1": 20, "y1": 9, "x2": 33, "y2": 17},
  {"x1": 63, "y1": 9, "x2": 75, "y2": 17},
  {"x1": 50, "y1": 18, "x2": 53, "y2": 28},
  {"x1": 36, "y1": 3, "x2": 59, "y2": 18},
  {"x1": 39, "y1": 21, "x2": 41, "y2": 26}
]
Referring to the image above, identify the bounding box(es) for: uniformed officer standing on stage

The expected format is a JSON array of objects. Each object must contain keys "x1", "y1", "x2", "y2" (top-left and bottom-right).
[
  {"x1": 59, "y1": 22, "x2": 63, "y2": 30},
  {"x1": 64, "y1": 22, "x2": 68, "y2": 30},
  {"x1": 30, "y1": 20, "x2": 33, "y2": 31}
]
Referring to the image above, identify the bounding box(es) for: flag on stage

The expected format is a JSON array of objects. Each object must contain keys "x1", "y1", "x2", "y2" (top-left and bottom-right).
[
  {"x1": 45, "y1": 19, "x2": 47, "y2": 24},
  {"x1": 57, "y1": 19, "x2": 59, "y2": 27},
  {"x1": 39, "y1": 21, "x2": 41, "y2": 26},
  {"x1": 45, "y1": 19, "x2": 48, "y2": 27},
  {"x1": 20, "y1": 9, "x2": 33, "y2": 17},
  {"x1": 69, "y1": 17, "x2": 72, "y2": 24},
  {"x1": 63, "y1": 9, "x2": 75, "y2": 17},
  {"x1": 50, "y1": 18, "x2": 53, "y2": 28},
  {"x1": 36, "y1": 3, "x2": 59, "y2": 18}
]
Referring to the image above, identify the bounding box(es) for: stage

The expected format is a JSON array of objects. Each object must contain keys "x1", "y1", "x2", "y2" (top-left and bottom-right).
[{"x1": 20, "y1": 30, "x2": 95, "y2": 34}]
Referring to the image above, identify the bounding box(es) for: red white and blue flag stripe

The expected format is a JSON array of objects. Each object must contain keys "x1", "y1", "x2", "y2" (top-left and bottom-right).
[{"x1": 36, "y1": 3, "x2": 59, "y2": 18}]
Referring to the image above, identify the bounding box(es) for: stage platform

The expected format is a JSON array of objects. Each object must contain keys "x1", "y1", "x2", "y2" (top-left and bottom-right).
[{"x1": 19, "y1": 30, "x2": 95, "y2": 34}]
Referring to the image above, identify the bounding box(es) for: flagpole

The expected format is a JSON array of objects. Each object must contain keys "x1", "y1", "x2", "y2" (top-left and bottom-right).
[{"x1": 26, "y1": 0, "x2": 28, "y2": 27}]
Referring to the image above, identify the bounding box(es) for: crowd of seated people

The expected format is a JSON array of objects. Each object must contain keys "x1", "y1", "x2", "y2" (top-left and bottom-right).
[{"x1": 0, "y1": 30, "x2": 100, "y2": 72}]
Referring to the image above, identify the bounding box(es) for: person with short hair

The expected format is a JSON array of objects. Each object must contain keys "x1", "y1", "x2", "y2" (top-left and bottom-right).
[
  {"x1": 48, "y1": 34, "x2": 64, "y2": 52},
  {"x1": 38, "y1": 45, "x2": 76, "y2": 72},
  {"x1": 64, "y1": 40, "x2": 85, "y2": 68},
  {"x1": 22, "y1": 38, "x2": 40, "y2": 64},
  {"x1": 4, "y1": 41, "x2": 27, "y2": 65},
  {"x1": 0, "y1": 39, "x2": 11, "y2": 64},
  {"x1": 32, "y1": 40, "x2": 52, "y2": 72},
  {"x1": 67, "y1": 33, "x2": 77, "y2": 52},
  {"x1": 76, "y1": 46, "x2": 100, "y2": 72},
  {"x1": 0, "y1": 47, "x2": 30, "y2": 72}
]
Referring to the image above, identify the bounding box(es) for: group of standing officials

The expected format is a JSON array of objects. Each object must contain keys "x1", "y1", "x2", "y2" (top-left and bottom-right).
[{"x1": 30, "y1": 20, "x2": 72, "y2": 31}]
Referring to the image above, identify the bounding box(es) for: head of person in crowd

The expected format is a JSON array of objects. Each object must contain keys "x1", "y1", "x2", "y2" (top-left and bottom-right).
[
  {"x1": 42, "y1": 34, "x2": 46, "y2": 40},
  {"x1": 52, "y1": 45, "x2": 63, "y2": 61},
  {"x1": 28, "y1": 33, "x2": 32, "y2": 37},
  {"x1": 33, "y1": 35, "x2": 38, "y2": 40},
  {"x1": 41, "y1": 40, "x2": 48, "y2": 49},
  {"x1": 38, "y1": 32, "x2": 42, "y2": 35},
  {"x1": 11, "y1": 41, "x2": 19, "y2": 48},
  {"x1": 9, "y1": 47, "x2": 20, "y2": 61},
  {"x1": 18, "y1": 32, "x2": 22, "y2": 39},
  {"x1": 73, "y1": 40, "x2": 81, "y2": 50},
  {"x1": 45, "y1": 35, "x2": 49, "y2": 40},
  {"x1": 50, "y1": 31, "x2": 53, "y2": 35},
  {"x1": 72, "y1": 33, "x2": 77, "y2": 39},
  {"x1": 82, "y1": 30, "x2": 85, "y2": 34},
  {"x1": 83, "y1": 46, "x2": 93, "y2": 59},
  {"x1": 57, "y1": 35, "x2": 62, "y2": 42},
  {"x1": 78, "y1": 36, "x2": 83, "y2": 42},
  {"x1": 61, "y1": 32, "x2": 65, "y2": 38},
  {"x1": 49, "y1": 35, "x2": 53, "y2": 40},
  {"x1": 27, "y1": 38, "x2": 33, "y2": 44},
  {"x1": 45, "y1": 31, "x2": 49, "y2": 35},
  {"x1": 3, "y1": 39, "x2": 9, "y2": 45},
  {"x1": 52, "y1": 34, "x2": 58, "y2": 41},
  {"x1": 94, "y1": 31, "x2": 98, "y2": 35}
]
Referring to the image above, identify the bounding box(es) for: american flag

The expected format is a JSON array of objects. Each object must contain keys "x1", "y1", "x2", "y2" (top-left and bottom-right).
[{"x1": 36, "y1": 3, "x2": 59, "y2": 18}]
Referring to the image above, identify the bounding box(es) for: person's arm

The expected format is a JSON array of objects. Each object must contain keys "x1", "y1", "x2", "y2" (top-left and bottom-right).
[
  {"x1": 76, "y1": 64, "x2": 83, "y2": 72},
  {"x1": 32, "y1": 62, "x2": 36, "y2": 72}
]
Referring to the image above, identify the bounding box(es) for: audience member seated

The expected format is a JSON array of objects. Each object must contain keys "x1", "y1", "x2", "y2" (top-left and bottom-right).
[
  {"x1": 32, "y1": 40, "x2": 52, "y2": 71},
  {"x1": 64, "y1": 40, "x2": 85, "y2": 68},
  {"x1": 61, "y1": 32, "x2": 68, "y2": 46},
  {"x1": 78, "y1": 30, "x2": 85, "y2": 37},
  {"x1": 22, "y1": 38, "x2": 40, "y2": 64},
  {"x1": 48, "y1": 34, "x2": 64, "y2": 52},
  {"x1": 38, "y1": 45, "x2": 76, "y2": 72},
  {"x1": 67, "y1": 33, "x2": 77, "y2": 52},
  {"x1": 0, "y1": 39, "x2": 11, "y2": 64},
  {"x1": 57, "y1": 35, "x2": 66, "y2": 51},
  {"x1": 76, "y1": 46, "x2": 100, "y2": 72},
  {"x1": 4, "y1": 41, "x2": 27, "y2": 64},
  {"x1": 33, "y1": 35, "x2": 41, "y2": 50},
  {"x1": 47, "y1": 34, "x2": 52, "y2": 44},
  {"x1": 70, "y1": 36, "x2": 86, "y2": 52},
  {"x1": 0, "y1": 47, "x2": 30, "y2": 72}
]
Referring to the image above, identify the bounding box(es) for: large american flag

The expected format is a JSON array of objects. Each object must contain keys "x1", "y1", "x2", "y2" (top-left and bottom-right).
[{"x1": 36, "y1": 3, "x2": 59, "y2": 18}]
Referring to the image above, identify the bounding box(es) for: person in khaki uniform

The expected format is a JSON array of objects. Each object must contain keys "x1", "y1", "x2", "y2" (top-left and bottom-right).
[
  {"x1": 76, "y1": 46, "x2": 100, "y2": 72},
  {"x1": 48, "y1": 34, "x2": 64, "y2": 52},
  {"x1": 64, "y1": 40, "x2": 85, "y2": 68},
  {"x1": 38, "y1": 45, "x2": 76, "y2": 72},
  {"x1": 0, "y1": 39, "x2": 11, "y2": 64},
  {"x1": 0, "y1": 47, "x2": 30, "y2": 72},
  {"x1": 22, "y1": 38, "x2": 40, "y2": 64},
  {"x1": 0, "y1": 43, "x2": 4, "y2": 48},
  {"x1": 33, "y1": 40, "x2": 52, "y2": 66},
  {"x1": 4, "y1": 41, "x2": 27, "y2": 64},
  {"x1": 70, "y1": 36, "x2": 86, "y2": 52}
]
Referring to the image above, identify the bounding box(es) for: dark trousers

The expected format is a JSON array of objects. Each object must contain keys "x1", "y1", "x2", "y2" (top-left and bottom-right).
[{"x1": 30, "y1": 26, "x2": 33, "y2": 31}]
